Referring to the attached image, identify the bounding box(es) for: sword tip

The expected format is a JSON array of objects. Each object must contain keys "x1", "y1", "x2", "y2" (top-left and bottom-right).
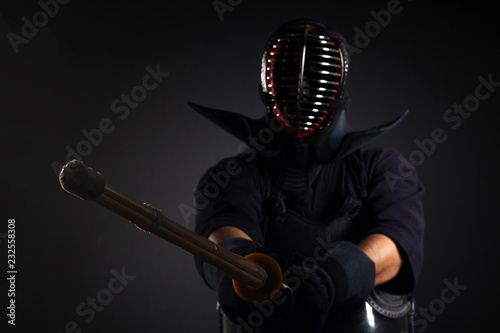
[{"x1": 59, "y1": 160, "x2": 105, "y2": 201}]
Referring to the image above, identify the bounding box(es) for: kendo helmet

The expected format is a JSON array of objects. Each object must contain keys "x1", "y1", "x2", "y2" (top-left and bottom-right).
[
  {"x1": 189, "y1": 18, "x2": 407, "y2": 167},
  {"x1": 260, "y1": 18, "x2": 351, "y2": 139}
]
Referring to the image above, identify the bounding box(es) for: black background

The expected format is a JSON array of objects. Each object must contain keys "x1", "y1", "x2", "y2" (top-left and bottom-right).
[{"x1": 1, "y1": 0, "x2": 499, "y2": 332}]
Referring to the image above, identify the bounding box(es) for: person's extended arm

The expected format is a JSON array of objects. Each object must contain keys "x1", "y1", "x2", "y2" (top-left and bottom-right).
[
  {"x1": 209, "y1": 226, "x2": 403, "y2": 287},
  {"x1": 357, "y1": 233, "x2": 402, "y2": 287}
]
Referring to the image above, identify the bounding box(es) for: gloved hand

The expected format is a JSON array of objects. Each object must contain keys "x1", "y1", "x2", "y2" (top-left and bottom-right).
[
  {"x1": 280, "y1": 241, "x2": 376, "y2": 332},
  {"x1": 202, "y1": 238, "x2": 376, "y2": 332},
  {"x1": 213, "y1": 238, "x2": 295, "y2": 328}
]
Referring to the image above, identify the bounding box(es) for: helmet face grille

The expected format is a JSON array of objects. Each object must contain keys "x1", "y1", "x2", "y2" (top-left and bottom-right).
[{"x1": 262, "y1": 25, "x2": 347, "y2": 138}]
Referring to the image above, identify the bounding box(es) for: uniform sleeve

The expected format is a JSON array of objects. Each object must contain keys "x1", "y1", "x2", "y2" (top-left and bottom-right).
[
  {"x1": 193, "y1": 155, "x2": 269, "y2": 283},
  {"x1": 357, "y1": 147, "x2": 425, "y2": 294}
]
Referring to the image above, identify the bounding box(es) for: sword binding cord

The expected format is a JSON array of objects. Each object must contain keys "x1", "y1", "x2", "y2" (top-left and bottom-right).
[
  {"x1": 133, "y1": 204, "x2": 163, "y2": 234},
  {"x1": 148, "y1": 208, "x2": 164, "y2": 233}
]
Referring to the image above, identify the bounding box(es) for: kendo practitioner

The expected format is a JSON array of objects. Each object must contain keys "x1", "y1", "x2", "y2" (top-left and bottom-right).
[{"x1": 190, "y1": 18, "x2": 424, "y2": 333}]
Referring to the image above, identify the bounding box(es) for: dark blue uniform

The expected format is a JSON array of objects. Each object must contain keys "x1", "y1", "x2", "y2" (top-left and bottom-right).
[
  {"x1": 196, "y1": 144, "x2": 423, "y2": 291},
  {"x1": 195, "y1": 143, "x2": 424, "y2": 333}
]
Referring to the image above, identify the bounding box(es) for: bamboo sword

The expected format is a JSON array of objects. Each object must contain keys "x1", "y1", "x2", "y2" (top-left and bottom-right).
[{"x1": 59, "y1": 160, "x2": 282, "y2": 303}]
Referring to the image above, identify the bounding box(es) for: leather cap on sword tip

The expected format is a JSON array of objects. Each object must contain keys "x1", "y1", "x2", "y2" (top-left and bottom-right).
[{"x1": 59, "y1": 160, "x2": 105, "y2": 201}]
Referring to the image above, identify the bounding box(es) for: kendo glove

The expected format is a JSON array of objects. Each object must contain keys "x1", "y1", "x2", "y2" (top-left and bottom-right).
[
  {"x1": 201, "y1": 238, "x2": 376, "y2": 332},
  {"x1": 201, "y1": 237, "x2": 295, "y2": 328},
  {"x1": 280, "y1": 240, "x2": 376, "y2": 332}
]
